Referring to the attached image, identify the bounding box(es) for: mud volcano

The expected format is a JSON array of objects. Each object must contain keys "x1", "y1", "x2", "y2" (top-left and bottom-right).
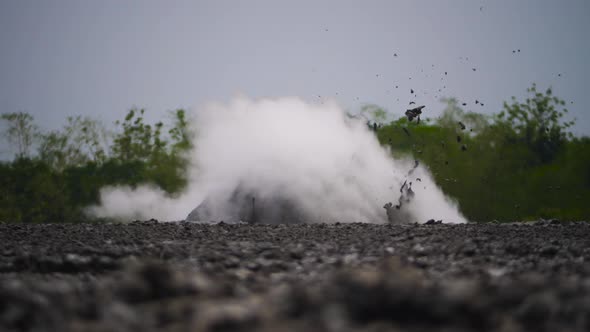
[{"x1": 186, "y1": 185, "x2": 414, "y2": 224}]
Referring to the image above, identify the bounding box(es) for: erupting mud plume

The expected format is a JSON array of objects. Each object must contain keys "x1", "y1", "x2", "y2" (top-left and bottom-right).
[{"x1": 88, "y1": 96, "x2": 467, "y2": 224}]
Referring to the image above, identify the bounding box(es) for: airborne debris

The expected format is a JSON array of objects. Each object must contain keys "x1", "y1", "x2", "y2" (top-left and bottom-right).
[
  {"x1": 385, "y1": 159, "x2": 422, "y2": 222},
  {"x1": 401, "y1": 182, "x2": 415, "y2": 204},
  {"x1": 402, "y1": 127, "x2": 411, "y2": 137},
  {"x1": 407, "y1": 159, "x2": 419, "y2": 176},
  {"x1": 410, "y1": 89, "x2": 414, "y2": 94},
  {"x1": 405, "y1": 105, "x2": 425, "y2": 122},
  {"x1": 388, "y1": 178, "x2": 417, "y2": 214},
  {"x1": 461, "y1": 144, "x2": 467, "y2": 151},
  {"x1": 457, "y1": 135, "x2": 462, "y2": 143},
  {"x1": 458, "y1": 122, "x2": 466, "y2": 130}
]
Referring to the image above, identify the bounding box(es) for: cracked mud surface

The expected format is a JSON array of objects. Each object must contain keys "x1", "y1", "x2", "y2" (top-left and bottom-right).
[{"x1": 1, "y1": 221, "x2": 589, "y2": 331}]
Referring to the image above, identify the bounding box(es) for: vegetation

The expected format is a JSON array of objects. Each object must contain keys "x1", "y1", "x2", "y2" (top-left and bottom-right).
[
  {"x1": 0, "y1": 84, "x2": 588, "y2": 223},
  {"x1": 0, "y1": 109, "x2": 191, "y2": 223},
  {"x1": 377, "y1": 84, "x2": 589, "y2": 221}
]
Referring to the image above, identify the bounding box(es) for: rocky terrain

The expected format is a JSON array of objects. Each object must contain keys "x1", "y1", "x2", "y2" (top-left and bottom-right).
[{"x1": 1, "y1": 220, "x2": 589, "y2": 332}]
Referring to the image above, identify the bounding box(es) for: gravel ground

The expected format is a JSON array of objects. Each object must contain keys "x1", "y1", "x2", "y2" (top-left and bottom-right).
[{"x1": 1, "y1": 220, "x2": 589, "y2": 332}]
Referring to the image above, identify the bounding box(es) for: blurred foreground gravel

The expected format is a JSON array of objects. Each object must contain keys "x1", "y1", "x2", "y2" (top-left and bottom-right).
[{"x1": 1, "y1": 220, "x2": 589, "y2": 332}]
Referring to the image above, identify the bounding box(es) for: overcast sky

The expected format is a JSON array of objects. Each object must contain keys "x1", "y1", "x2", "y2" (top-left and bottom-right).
[{"x1": 1, "y1": 0, "x2": 589, "y2": 154}]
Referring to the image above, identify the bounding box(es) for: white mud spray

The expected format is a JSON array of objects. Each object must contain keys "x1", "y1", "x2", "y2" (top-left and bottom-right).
[{"x1": 88, "y1": 96, "x2": 466, "y2": 224}]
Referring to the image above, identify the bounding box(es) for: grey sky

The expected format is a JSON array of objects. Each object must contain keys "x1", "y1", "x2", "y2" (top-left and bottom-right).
[{"x1": 1, "y1": 0, "x2": 589, "y2": 152}]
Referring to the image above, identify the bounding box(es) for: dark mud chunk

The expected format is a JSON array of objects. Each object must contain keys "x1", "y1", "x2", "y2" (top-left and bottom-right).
[{"x1": 405, "y1": 105, "x2": 425, "y2": 122}]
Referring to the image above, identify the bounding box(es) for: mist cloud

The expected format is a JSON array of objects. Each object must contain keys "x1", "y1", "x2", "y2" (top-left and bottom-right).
[{"x1": 88, "y1": 96, "x2": 466, "y2": 224}]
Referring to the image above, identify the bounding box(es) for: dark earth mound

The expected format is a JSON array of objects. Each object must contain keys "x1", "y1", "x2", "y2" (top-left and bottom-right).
[
  {"x1": 1, "y1": 221, "x2": 589, "y2": 331},
  {"x1": 186, "y1": 187, "x2": 308, "y2": 224}
]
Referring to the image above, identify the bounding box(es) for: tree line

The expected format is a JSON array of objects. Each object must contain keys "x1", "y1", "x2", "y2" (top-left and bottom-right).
[
  {"x1": 0, "y1": 109, "x2": 191, "y2": 223},
  {"x1": 1, "y1": 84, "x2": 588, "y2": 223}
]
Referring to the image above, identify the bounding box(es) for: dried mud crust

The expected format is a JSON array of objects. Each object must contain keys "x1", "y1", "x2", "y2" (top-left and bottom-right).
[{"x1": 1, "y1": 221, "x2": 589, "y2": 332}]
